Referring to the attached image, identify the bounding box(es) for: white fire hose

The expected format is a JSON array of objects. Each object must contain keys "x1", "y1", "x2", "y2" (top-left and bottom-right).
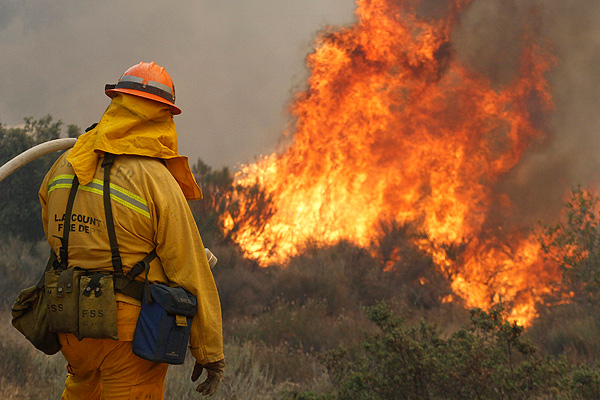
[
  {"x1": 0, "y1": 138, "x2": 78, "y2": 183},
  {"x1": 0, "y1": 138, "x2": 217, "y2": 268}
]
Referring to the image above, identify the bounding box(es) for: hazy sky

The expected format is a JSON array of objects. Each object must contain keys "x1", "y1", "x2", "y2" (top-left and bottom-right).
[
  {"x1": 1, "y1": 0, "x2": 600, "y2": 195},
  {"x1": 0, "y1": 0, "x2": 357, "y2": 168}
]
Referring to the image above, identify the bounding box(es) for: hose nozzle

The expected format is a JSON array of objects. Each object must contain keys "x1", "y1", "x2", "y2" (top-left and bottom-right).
[{"x1": 204, "y1": 248, "x2": 218, "y2": 269}]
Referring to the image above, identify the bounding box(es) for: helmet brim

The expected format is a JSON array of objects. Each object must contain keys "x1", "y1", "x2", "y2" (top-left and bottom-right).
[{"x1": 105, "y1": 88, "x2": 182, "y2": 115}]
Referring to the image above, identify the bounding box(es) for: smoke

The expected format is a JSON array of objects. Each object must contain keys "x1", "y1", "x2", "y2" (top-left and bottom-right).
[
  {"x1": 1, "y1": 0, "x2": 598, "y2": 210},
  {"x1": 0, "y1": 2, "x2": 20, "y2": 28},
  {"x1": 450, "y1": 0, "x2": 600, "y2": 225},
  {"x1": 0, "y1": 0, "x2": 356, "y2": 169}
]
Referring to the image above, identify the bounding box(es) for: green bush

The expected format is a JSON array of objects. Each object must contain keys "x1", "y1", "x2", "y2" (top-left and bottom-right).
[
  {"x1": 0, "y1": 116, "x2": 79, "y2": 241},
  {"x1": 571, "y1": 364, "x2": 600, "y2": 399},
  {"x1": 310, "y1": 303, "x2": 600, "y2": 400},
  {"x1": 540, "y1": 187, "x2": 600, "y2": 306}
]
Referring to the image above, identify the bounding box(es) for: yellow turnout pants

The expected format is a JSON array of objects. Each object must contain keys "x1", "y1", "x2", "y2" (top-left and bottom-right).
[{"x1": 58, "y1": 302, "x2": 169, "y2": 400}]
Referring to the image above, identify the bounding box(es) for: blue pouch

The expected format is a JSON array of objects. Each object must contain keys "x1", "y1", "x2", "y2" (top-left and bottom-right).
[{"x1": 132, "y1": 284, "x2": 197, "y2": 364}]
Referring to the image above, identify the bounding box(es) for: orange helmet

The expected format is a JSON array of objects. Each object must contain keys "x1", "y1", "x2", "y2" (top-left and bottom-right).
[{"x1": 105, "y1": 62, "x2": 181, "y2": 115}]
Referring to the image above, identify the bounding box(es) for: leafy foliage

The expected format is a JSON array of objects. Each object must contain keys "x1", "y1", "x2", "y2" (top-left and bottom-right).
[
  {"x1": 0, "y1": 116, "x2": 80, "y2": 241},
  {"x1": 529, "y1": 187, "x2": 600, "y2": 366},
  {"x1": 540, "y1": 187, "x2": 600, "y2": 305},
  {"x1": 314, "y1": 303, "x2": 600, "y2": 400}
]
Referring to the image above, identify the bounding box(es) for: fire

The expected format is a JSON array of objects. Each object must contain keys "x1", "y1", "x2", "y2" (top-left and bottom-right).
[{"x1": 227, "y1": 0, "x2": 559, "y2": 325}]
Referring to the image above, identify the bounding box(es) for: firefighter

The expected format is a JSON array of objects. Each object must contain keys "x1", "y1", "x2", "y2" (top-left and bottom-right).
[{"x1": 39, "y1": 62, "x2": 224, "y2": 398}]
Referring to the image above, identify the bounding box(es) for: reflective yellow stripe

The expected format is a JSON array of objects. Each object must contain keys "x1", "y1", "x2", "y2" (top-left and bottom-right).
[
  {"x1": 110, "y1": 195, "x2": 150, "y2": 218},
  {"x1": 48, "y1": 183, "x2": 72, "y2": 193},
  {"x1": 79, "y1": 185, "x2": 103, "y2": 197},
  {"x1": 107, "y1": 181, "x2": 147, "y2": 205},
  {"x1": 47, "y1": 174, "x2": 150, "y2": 218},
  {"x1": 48, "y1": 174, "x2": 76, "y2": 193}
]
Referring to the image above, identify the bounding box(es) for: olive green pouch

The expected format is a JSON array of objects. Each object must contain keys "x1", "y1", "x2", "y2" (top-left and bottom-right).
[
  {"x1": 12, "y1": 285, "x2": 62, "y2": 355},
  {"x1": 45, "y1": 268, "x2": 81, "y2": 334},
  {"x1": 78, "y1": 273, "x2": 118, "y2": 340}
]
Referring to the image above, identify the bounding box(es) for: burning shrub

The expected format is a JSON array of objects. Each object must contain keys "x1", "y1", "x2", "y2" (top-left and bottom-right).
[
  {"x1": 373, "y1": 221, "x2": 455, "y2": 310},
  {"x1": 224, "y1": 0, "x2": 558, "y2": 325},
  {"x1": 190, "y1": 159, "x2": 275, "y2": 252}
]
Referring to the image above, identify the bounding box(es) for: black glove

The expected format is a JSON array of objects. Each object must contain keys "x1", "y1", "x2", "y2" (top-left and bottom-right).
[{"x1": 191, "y1": 359, "x2": 225, "y2": 396}]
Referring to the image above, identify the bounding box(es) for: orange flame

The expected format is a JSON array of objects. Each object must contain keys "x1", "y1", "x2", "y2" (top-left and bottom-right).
[{"x1": 228, "y1": 0, "x2": 558, "y2": 325}]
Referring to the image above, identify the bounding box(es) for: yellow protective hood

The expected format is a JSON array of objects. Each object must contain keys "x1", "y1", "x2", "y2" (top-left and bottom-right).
[{"x1": 67, "y1": 93, "x2": 202, "y2": 200}]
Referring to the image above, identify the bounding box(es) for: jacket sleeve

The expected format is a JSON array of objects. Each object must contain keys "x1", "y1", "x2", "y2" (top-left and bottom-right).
[
  {"x1": 39, "y1": 154, "x2": 65, "y2": 241},
  {"x1": 149, "y1": 168, "x2": 224, "y2": 364}
]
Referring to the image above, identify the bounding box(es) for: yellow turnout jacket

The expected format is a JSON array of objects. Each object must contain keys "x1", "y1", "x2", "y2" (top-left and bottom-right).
[{"x1": 39, "y1": 94, "x2": 224, "y2": 364}]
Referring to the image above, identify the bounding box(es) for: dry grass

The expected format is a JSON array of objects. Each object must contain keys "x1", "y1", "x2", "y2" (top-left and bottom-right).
[
  {"x1": 0, "y1": 308, "x2": 66, "y2": 399},
  {"x1": 0, "y1": 238, "x2": 49, "y2": 306},
  {"x1": 165, "y1": 340, "x2": 298, "y2": 400},
  {"x1": 2, "y1": 309, "x2": 291, "y2": 399},
  {"x1": 2, "y1": 306, "x2": 308, "y2": 399}
]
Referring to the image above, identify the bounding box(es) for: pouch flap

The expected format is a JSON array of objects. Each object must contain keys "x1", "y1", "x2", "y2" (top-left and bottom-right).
[
  {"x1": 57, "y1": 268, "x2": 76, "y2": 296},
  {"x1": 149, "y1": 284, "x2": 196, "y2": 317},
  {"x1": 11, "y1": 286, "x2": 40, "y2": 317}
]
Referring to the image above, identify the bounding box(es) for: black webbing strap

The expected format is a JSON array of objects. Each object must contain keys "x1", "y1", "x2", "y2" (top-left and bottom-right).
[
  {"x1": 101, "y1": 153, "x2": 123, "y2": 275},
  {"x1": 57, "y1": 175, "x2": 80, "y2": 270},
  {"x1": 114, "y1": 249, "x2": 157, "y2": 301},
  {"x1": 47, "y1": 153, "x2": 156, "y2": 302},
  {"x1": 102, "y1": 153, "x2": 157, "y2": 302},
  {"x1": 82, "y1": 272, "x2": 105, "y2": 297},
  {"x1": 143, "y1": 253, "x2": 154, "y2": 304}
]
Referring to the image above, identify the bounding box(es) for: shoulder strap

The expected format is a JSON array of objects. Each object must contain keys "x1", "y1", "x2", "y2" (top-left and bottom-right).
[
  {"x1": 142, "y1": 250, "x2": 156, "y2": 304},
  {"x1": 102, "y1": 153, "x2": 158, "y2": 301},
  {"x1": 55, "y1": 175, "x2": 80, "y2": 270},
  {"x1": 52, "y1": 152, "x2": 156, "y2": 302},
  {"x1": 101, "y1": 153, "x2": 123, "y2": 276}
]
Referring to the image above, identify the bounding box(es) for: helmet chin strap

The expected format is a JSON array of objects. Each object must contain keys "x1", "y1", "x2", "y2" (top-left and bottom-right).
[{"x1": 0, "y1": 138, "x2": 77, "y2": 183}]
